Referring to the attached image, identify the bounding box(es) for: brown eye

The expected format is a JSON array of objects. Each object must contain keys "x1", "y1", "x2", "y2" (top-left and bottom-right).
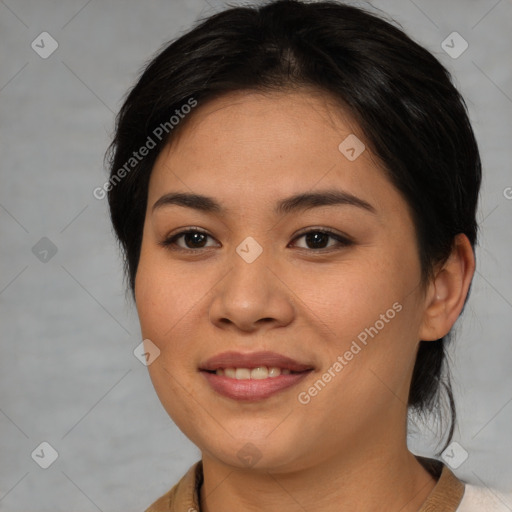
[
  {"x1": 303, "y1": 231, "x2": 331, "y2": 249},
  {"x1": 160, "y1": 227, "x2": 353, "y2": 253},
  {"x1": 160, "y1": 228, "x2": 219, "y2": 252},
  {"x1": 291, "y1": 229, "x2": 353, "y2": 251},
  {"x1": 179, "y1": 232, "x2": 209, "y2": 249}
]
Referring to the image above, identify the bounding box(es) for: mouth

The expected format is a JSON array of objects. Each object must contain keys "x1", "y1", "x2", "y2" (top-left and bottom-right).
[
  {"x1": 202, "y1": 366, "x2": 304, "y2": 378},
  {"x1": 199, "y1": 351, "x2": 314, "y2": 401}
]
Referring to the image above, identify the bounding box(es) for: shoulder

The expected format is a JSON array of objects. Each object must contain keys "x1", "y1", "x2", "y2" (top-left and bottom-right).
[
  {"x1": 457, "y1": 483, "x2": 512, "y2": 512},
  {"x1": 145, "y1": 486, "x2": 177, "y2": 512},
  {"x1": 144, "y1": 460, "x2": 203, "y2": 512}
]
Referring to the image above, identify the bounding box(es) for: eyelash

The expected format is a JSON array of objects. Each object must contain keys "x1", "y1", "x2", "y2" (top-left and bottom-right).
[{"x1": 159, "y1": 226, "x2": 354, "y2": 254}]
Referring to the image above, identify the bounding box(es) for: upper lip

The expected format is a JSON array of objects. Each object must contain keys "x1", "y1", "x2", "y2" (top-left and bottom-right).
[{"x1": 199, "y1": 351, "x2": 314, "y2": 372}]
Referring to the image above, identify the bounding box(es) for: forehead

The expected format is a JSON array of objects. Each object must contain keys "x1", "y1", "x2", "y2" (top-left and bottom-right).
[
  {"x1": 160, "y1": 89, "x2": 364, "y2": 166},
  {"x1": 147, "y1": 90, "x2": 398, "y2": 216}
]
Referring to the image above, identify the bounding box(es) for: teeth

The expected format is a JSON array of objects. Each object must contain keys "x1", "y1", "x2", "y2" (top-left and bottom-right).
[
  {"x1": 250, "y1": 367, "x2": 268, "y2": 380},
  {"x1": 224, "y1": 368, "x2": 236, "y2": 378},
  {"x1": 214, "y1": 367, "x2": 293, "y2": 379},
  {"x1": 268, "y1": 367, "x2": 281, "y2": 377},
  {"x1": 235, "y1": 368, "x2": 251, "y2": 380}
]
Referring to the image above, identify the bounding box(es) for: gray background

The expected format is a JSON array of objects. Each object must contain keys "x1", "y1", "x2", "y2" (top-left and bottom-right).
[{"x1": 1, "y1": 0, "x2": 511, "y2": 510}]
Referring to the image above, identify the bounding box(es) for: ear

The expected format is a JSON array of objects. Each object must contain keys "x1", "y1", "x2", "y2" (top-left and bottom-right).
[{"x1": 419, "y1": 234, "x2": 476, "y2": 341}]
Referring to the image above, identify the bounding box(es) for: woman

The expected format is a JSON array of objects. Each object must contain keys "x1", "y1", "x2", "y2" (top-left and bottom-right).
[{"x1": 106, "y1": 1, "x2": 502, "y2": 510}]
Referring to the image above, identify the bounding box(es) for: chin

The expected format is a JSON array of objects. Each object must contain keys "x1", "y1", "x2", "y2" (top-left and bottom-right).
[{"x1": 196, "y1": 424, "x2": 311, "y2": 471}]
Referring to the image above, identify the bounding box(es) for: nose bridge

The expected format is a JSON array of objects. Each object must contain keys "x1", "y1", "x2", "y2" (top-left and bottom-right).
[
  {"x1": 208, "y1": 235, "x2": 294, "y2": 331},
  {"x1": 225, "y1": 235, "x2": 274, "y2": 308}
]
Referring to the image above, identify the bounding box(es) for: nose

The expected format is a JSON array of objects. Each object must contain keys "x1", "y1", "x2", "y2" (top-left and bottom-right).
[{"x1": 208, "y1": 243, "x2": 295, "y2": 334}]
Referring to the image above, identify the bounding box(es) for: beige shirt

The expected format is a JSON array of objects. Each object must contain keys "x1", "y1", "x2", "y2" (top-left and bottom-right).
[{"x1": 145, "y1": 456, "x2": 494, "y2": 512}]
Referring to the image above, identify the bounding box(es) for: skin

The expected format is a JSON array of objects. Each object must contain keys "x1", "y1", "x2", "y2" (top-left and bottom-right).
[{"x1": 135, "y1": 90, "x2": 475, "y2": 512}]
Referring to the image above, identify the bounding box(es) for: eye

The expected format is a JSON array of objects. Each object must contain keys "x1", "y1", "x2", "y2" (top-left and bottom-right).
[
  {"x1": 160, "y1": 227, "x2": 353, "y2": 253},
  {"x1": 290, "y1": 228, "x2": 353, "y2": 251},
  {"x1": 160, "y1": 228, "x2": 219, "y2": 252}
]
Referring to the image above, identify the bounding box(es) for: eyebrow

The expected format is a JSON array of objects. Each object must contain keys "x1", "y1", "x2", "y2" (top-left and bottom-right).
[{"x1": 152, "y1": 189, "x2": 376, "y2": 215}]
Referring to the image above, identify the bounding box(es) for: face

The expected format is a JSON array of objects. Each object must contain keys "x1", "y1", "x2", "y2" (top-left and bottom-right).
[{"x1": 135, "y1": 90, "x2": 429, "y2": 473}]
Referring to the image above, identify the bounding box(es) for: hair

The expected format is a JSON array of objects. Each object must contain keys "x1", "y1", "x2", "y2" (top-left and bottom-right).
[{"x1": 106, "y1": 0, "x2": 481, "y2": 453}]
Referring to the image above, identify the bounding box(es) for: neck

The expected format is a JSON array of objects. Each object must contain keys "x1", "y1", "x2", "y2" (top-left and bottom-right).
[{"x1": 199, "y1": 440, "x2": 437, "y2": 512}]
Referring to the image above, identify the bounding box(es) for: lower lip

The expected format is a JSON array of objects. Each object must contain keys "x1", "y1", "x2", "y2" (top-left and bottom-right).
[{"x1": 201, "y1": 371, "x2": 312, "y2": 401}]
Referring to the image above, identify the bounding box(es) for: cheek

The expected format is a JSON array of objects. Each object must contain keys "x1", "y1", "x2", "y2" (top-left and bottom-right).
[
  {"x1": 296, "y1": 250, "x2": 416, "y2": 342},
  {"x1": 135, "y1": 246, "x2": 197, "y2": 339},
  {"x1": 134, "y1": 246, "x2": 220, "y2": 381},
  {"x1": 134, "y1": 252, "x2": 204, "y2": 430},
  {"x1": 304, "y1": 245, "x2": 423, "y2": 391}
]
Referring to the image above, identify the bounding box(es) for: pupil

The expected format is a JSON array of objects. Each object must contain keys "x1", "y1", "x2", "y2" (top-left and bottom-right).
[
  {"x1": 183, "y1": 232, "x2": 330, "y2": 249},
  {"x1": 306, "y1": 232, "x2": 328, "y2": 249},
  {"x1": 186, "y1": 233, "x2": 206, "y2": 248}
]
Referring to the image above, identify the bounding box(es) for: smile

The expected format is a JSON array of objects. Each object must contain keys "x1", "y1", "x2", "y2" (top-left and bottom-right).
[
  {"x1": 211, "y1": 366, "x2": 294, "y2": 379},
  {"x1": 200, "y1": 367, "x2": 313, "y2": 401},
  {"x1": 198, "y1": 350, "x2": 315, "y2": 401}
]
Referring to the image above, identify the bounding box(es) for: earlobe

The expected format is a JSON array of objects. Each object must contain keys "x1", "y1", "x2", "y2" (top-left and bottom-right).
[{"x1": 419, "y1": 234, "x2": 476, "y2": 342}]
